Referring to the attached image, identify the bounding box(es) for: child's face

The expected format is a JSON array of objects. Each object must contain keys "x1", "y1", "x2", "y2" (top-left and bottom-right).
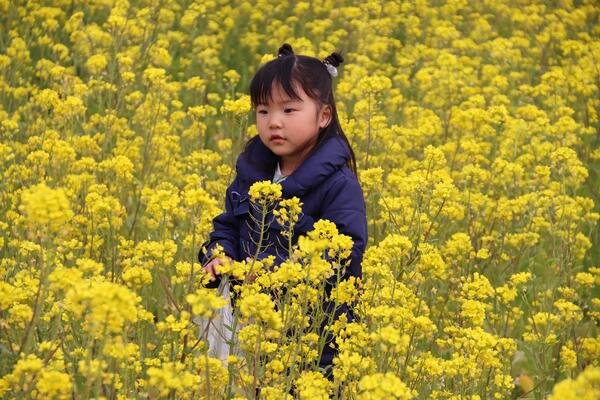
[{"x1": 255, "y1": 81, "x2": 331, "y2": 170}]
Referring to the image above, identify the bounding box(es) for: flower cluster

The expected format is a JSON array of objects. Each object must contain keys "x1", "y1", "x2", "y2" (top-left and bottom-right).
[
  {"x1": 0, "y1": 0, "x2": 598, "y2": 398},
  {"x1": 248, "y1": 180, "x2": 283, "y2": 203}
]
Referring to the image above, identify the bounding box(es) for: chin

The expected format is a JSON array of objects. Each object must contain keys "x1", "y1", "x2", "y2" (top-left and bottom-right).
[
  {"x1": 265, "y1": 144, "x2": 288, "y2": 156},
  {"x1": 269, "y1": 149, "x2": 288, "y2": 157}
]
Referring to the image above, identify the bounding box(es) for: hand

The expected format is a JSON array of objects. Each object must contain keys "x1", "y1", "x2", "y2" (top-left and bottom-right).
[{"x1": 203, "y1": 255, "x2": 232, "y2": 282}]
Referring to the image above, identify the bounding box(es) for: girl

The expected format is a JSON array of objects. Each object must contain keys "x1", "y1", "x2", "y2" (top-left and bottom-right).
[{"x1": 198, "y1": 43, "x2": 368, "y2": 382}]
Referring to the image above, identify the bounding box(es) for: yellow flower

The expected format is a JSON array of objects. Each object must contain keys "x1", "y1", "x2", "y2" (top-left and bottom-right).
[
  {"x1": 146, "y1": 361, "x2": 201, "y2": 397},
  {"x1": 575, "y1": 272, "x2": 595, "y2": 287},
  {"x1": 273, "y1": 197, "x2": 303, "y2": 229},
  {"x1": 554, "y1": 299, "x2": 583, "y2": 323},
  {"x1": 332, "y1": 276, "x2": 361, "y2": 304},
  {"x1": 1, "y1": 1, "x2": 598, "y2": 397},
  {"x1": 356, "y1": 75, "x2": 392, "y2": 95},
  {"x1": 239, "y1": 292, "x2": 282, "y2": 330},
  {"x1": 359, "y1": 167, "x2": 384, "y2": 192},
  {"x1": 415, "y1": 243, "x2": 447, "y2": 280},
  {"x1": 223, "y1": 69, "x2": 241, "y2": 86},
  {"x1": 249, "y1": 180, "x2": 282, "y2": 203},
  {"x1": 19, "y1": 183, "x2": 73, "y2": 235},
  {"x1": 459, "y1": 299, "x2": 487, "y2": 326},
  {"x1": 186, "y1": 287, "x2": 227, "y2": 318},
  {"x1": 549, "y1": 365, "x2": 600, "y2": 400},
  {"x1": 295, "y1": 371, "x2": 331, "y2": 400},
  {"x1": 64, "y1": 279, "x2": 147, "y2": 338},
  {"x1": 510, "y1": 272, "x2": 533, "y2": 286},
  {"x1": 0, "y1": 354, "x2": 44, "y2": 395},
  {"x1": 475, "y1": 248, "x2": 490, "y2": 259},
  {"x1": 85, "y1": 53, "x2": 108, "y2": 75},
  {"x1": 157, "y1": 312, "x2": 192, "y2": 337},
  {"x1": 461, "y1": 272, "x2": 494, "y2": 301},
  {"x1": 443, "y1": 232, "x2": 475, "y2": 264},
  {"x1": 221, "y1": 95, "x2": 251, "y2": 115},
  {"x1": 560, "y1": 343, "x2": 578, "y2": 372},
  {"x1": 36, "y1": 370, "x2": 72, "y2": 400},
  {"x1": 270, "y1": 260, "x2": 304, "y2": 286},
  {"x1": 141, "y1": 67, "x2": 168, "y2": 88},
  {"x1": 122, "y1": 266, "x2": 153, "y2": 289},
  {"x1": 357, "y1": 372, "x2": 413, "y2": 399},
  {"x1": 98, "y1": 155, "x2": 134, "y2": 184},
  {"x1": 185, "y1": 76, "x2": 206, "y2": 91}
]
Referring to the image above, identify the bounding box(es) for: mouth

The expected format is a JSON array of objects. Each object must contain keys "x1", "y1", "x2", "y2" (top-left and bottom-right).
[{"x1": 270, "y1": 135, "x2": 285, "y2": 142}]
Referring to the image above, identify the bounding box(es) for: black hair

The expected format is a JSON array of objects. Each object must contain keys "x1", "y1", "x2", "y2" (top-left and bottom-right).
[{"x1": 245, "y1": 43, "x2": 358, "y2": 175}]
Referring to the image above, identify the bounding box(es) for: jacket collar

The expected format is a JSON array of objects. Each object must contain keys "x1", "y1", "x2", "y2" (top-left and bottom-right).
[{"x1": 236, "y1": 134, "x2": 351, "y2": 197}]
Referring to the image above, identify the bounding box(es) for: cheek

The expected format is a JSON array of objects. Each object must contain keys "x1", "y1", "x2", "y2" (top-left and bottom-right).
[{"x1": 256, "y1": 118, "x2": 267, "y2": 131}]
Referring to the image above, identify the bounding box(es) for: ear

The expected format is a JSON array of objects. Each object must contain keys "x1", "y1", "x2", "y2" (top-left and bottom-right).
[{"x1": 319, "y1": 105, "x2": 332, "y2": 128}]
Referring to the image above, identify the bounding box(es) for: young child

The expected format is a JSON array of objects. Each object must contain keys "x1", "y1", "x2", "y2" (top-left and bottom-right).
[{"x1": 198, "y1": 43, "x2": 368, "y2": 381}]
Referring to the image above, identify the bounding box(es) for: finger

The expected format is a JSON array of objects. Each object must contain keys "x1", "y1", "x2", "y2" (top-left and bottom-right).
[
  {"x1": 213, "y1": 259, "x2": 222, "y2": 276},
  {"x1": 205, "y1": 263, "x2": 216, "y2": 281}
]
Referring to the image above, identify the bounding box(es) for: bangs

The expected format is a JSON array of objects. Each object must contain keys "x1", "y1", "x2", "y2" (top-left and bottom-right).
[{"x1": 250, "y1": 56, "x2": 302, "y2": 107}]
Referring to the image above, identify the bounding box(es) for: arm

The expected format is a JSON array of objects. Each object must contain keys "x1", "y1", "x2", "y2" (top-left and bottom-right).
[
  {"x1": 318, "y1": 172, "x2": 367, "y2": 330},
  {"x1": 198, "y1": 176, "x2": 241, "y2": 288},
  {"x1": 319, "y1": 172, "x2": 368, "y2": 285}
]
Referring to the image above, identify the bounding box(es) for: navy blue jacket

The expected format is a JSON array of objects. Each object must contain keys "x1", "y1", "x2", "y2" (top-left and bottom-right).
[
  {"x1": 197, "y1": 133, "x2": 367, "y2": 371},
  {"x1": 199, "y1": 133, "x2": 367, "y2": 285}
]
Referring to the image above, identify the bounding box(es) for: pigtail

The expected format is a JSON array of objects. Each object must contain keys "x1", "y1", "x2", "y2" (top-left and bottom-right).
[
  {"x1": 278, "y1": 43, "x2": 294, "y2": 57},
  {"x1": 324, "y1": 52, "x2": 344, "y2": 67},
  {"x1": 323, "y1": 52, "x2": 344, "y2": 78}
]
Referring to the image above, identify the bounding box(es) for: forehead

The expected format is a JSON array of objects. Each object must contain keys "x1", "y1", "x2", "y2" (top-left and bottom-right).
[{"x1": 265, "y1": 81, "x2": 307, "y2": 104}]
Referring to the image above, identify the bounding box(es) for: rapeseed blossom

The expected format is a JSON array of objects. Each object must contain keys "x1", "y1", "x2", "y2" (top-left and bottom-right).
[
  {"x1": 248, "y1": 180, "x2": 282, "y2": 203},
  {"x1": 358, "y1": 372, "x2": 414, "y2": 399},
  {"x1": 295, "y1": 371, "x2": 332, "y2": 399},
  {"x1": 549, "y1": 365, "x2": 600, "y2": 400},
  {"x1": 221, "y1": 94, "x2": 251, "y2": 115},
  {"x1": 0, "y1": 0, "x2": 598, "y2": 398},
  {"x1": 64, "y1": 279, "x2": 148, "y2": 338},
  {"x1": 186, "y1": 287, "x2": 228, "y2": 318},
  {"x1": 19, "y1": 183, "x2": 73, "y2": 235}
]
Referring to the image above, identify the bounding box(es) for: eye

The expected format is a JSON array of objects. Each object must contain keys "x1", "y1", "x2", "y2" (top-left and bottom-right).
[
  {"x1": 284, "y1": 108, "x2": 295, "y2": 113},
  {"x1": 257, "y1": 109, "x2": 268, "y2": 115}
]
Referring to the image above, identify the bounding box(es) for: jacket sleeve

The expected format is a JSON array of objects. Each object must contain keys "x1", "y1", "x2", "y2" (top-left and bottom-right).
[
  {"x1": 319, "y1": 172, "x2": 368, "y2": 283},
  {"x1": 198, "y1": 176, "x2": 241, "y2": 288}
]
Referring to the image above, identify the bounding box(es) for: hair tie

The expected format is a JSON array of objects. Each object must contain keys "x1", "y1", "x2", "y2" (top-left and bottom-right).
[
  {"x1": 323, "y1": 52, "x2": 344, "y2": 77},
  {"x1": 323, "y1": 61, "x2": 338, "y2": 77}
]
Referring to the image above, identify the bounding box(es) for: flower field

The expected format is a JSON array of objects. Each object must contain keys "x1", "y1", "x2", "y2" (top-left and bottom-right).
[{"x1": 1, "y1": 0, "x2": 599, "y2": 399}]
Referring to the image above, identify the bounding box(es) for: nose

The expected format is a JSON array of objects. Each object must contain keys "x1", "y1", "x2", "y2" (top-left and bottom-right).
[{"x1": 268, "y1": 112, "x2": 282, "y2": 129}]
